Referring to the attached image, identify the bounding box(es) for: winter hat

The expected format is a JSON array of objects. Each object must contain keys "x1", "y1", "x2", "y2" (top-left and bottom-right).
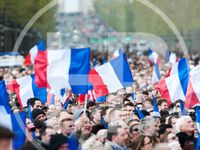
[
  {"x1": 49, "y1": 134, "x2": 68, "y2": 150},
  {"x1": 32, "y1": 109, "x2": 45, "y2": 120}
]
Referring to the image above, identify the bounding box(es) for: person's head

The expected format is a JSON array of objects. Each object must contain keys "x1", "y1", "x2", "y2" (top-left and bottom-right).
[
  {"x1": 158, "y1": 124, "x2": 173, "y2": 139},
  {"x1": 161, "y1": 131, "x2": 178, "y2": 143},
  {"x1": 101, "y1": 106, "x2": 112, "y2": 123},
  {"x1": 123, "y1": 102, "x2": 135, "y2": 115},
  {"x1": 87, "y1": 101, "x2": 96, "y2": 113},
  {"x1": 46, "y1": 117, "x2": 60, "y2": 132},
  {"x1": 129, "y1": 135, "x2": 153, "y2": 150},
  {"x1": 75, "y1": 116, "x2": 92, "y2": 136},
  {"x1": 59, "y1": 111, "x2": 74, "y2": 136},
  {"x1": 175, "y1": 116, "x2": 194, "y2": 136},
  {"x1": 158, "y1": 99, "x2": 168, "y2": 111},
  {"x1": 168, "y1": 115, "x2": 179, "y2": 130},
  {"x1": 0, "y1": 126, "x2": 14, "y2": 150},
  {"x1": 91, "y1": 108, "x2": 102, "y2": 124},
  {"x1": 27, "y1": 98, "x2": 42, "y2": 110},
  {"x1": 49, "y1": 134, "x2": 68, "y2": 150},
  {"x1": 32, "y1": 108, "x2": 47, "y2": 122},
  {"x1": 40, "y1": 126, "x2": 56, "y2": 144},
  {"x1": 108, "y1": 121, "x2": 129, "y2": 147},
  {"x1": 130, "y1": 124, "x2": 140, "y2": 141},
  {"x1": 109, "y1": 108, "x2": 123, "y2": 122},
  {"x1": 142, "y1": 98, "x2": 152, "y2": 110},
  {"x1": 48, "y1": 104, "x2": 56, "y2": 113},
  {"x1": 139, "y1": 116, "x2": 160, "y2": 137}
]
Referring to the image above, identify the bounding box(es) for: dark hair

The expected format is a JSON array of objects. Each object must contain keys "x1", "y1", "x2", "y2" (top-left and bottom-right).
[
  {"x1": 40, "y1": 126, "x2": 54, "y2": 137},
  {"x1": 168, "y1": 115, "x2": 179, "y2": 125},
  {"x1": 157, "y1": 99, "x2": 167, "y2": 106},
  {"x1": 27, "y1": 98, "x2": 40, "y2": 107},
  {"x1": 0, "y1": 126, "x2": 14, "y2": 140},
  {"x1": 159, "y1": 124, "x2": 172, "y2": 135},
  {"x1": 86, "y1": 101, "x2": 96, "y2": 109},
  {"x1": 107, "y1": 125, "x2": 121, "y2": 141},
  {"x1": 124, "y1": 102, "x2": 134, "y2": 107}
]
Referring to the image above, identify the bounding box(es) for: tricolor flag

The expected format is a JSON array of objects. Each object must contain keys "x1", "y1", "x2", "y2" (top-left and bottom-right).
[
  {"x1": 155, "y1": 58, "x2": 189, "y2": 106},
  {"x1": 77, "y1": 84, "x2": 96, "y2": 104},
  {"x1": 23, "y1": 41, "x2": 44, "y2": 66},
  {"x1": 185, "y1": 65, "x2": 200, "y2": 108},
  {"x1": 179, "y1": 100, "x2": 187, "y2": 116},
  {"x1": 88, "y1": 54, "x2": 133, "y2": 98},
  {"x1": 166, "y1": 58, "x2": 185, "y2": 77},
  {"x1": 7, "y1": 74, "x2": 47, "y2": 107},
  {"x1": 0, "y1": 80, "x2": 11, "y2": 113},
  {"x1": 165, "y1": 50, "x2": 177, "y2": 64},
  {"x1": 151, "y1": 63, "x2": 161, "y2": 84},
  {"x1": 152, "y1": 95, "x2": 160, "y2": 117},
  {"x1": 0, "y1": 112, "x2": 26, "y2": 150},
  {"x1": 135, "y1": 105, "x2": 144, "y2": 119},
  {"x1": 34, "y1": 47, "x2": 90, "y2": 96},
  {"x1": 148, "y1": 48, "x2": 159, "y2": 64}
]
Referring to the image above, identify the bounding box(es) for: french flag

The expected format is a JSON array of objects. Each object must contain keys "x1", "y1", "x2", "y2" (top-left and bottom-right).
[
  {"x1": 166, "y1": 57, "x2": 183, "y2": 77},
  {"x1": 77, "y1": 84, "x2": 96, "y2": 104},
  {"x1": 152, "y1": 95, "x2": 160, "y2": 117},
  {"x1": 0, "y1": 112, "x2": 26, "y2": 150},
  {"x1": 7, "y1": 74, "x2": 47, "y2": 107},
  {"x1": 34, "y1": 46, "x2": 90, "y2": 96},
  {"x1": 185, "y1": 65, "x2": 200, "y2": 108},
  {"x1": 165, "y1": 50, "x2": 177, "y2": 64},
  {"x1": 148, "y1": 48, "x2": 159, "y2": 64},
  {"x1": 151, "y1": 63, "x2": 161, "y2": 84},
  {"x1": 23, "y1": 41, "x2": 44, "y2": 66},
  {"x1": 0, "y1": 80, "x2": 11, "y2": 113},
  {"x1": 89, "y1": 54, "x2": 133, "y2": 98},
  {"x1": 155, "y1": 58, "x2": 189, "y2": 105}
]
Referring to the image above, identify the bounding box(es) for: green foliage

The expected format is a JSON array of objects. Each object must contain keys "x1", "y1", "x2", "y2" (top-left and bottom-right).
[
  {"x1": 94, "y1": 0, "x2": 200, "y2": 36},
  {"x1": 0, "y1": 0, "x2": 56, "y2": 36}
]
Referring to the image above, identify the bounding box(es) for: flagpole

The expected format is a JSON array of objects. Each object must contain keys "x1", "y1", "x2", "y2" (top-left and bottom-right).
[{"x1": 83, "y1": 93, "x2": 88, "y2": 116}]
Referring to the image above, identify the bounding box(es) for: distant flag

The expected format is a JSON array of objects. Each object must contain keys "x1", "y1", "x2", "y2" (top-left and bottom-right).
[
  {"x1": 148, "y1": 48, "x2": 159, "y2": 64},
  {"x1": 96, "y1": 96, "x2": 106, "y2": 103},
  {"x1": 0, "y1": 80, "x2": 11, "y2": 113},
  {"x1": 7, "y1": 74, "x2": 47, "y2": 107},
  {"x1": 112, "y1": 49, "x2": 123, "y2": 58},
  {"x1": 179, "y1": 100, "x2": 187, "y2": 116},
  {"x1": 63, "y1": 100, "x2": 70, "y2": 109},
  {"x1": 165, "y1": 50, "x2": 177, "y2": 64},
  {"x1": 27, "y1": 104, "x2": 32, "y2": 121},
  {"x1": 77, "y1": 84, "x2": 96, "y2": 104},
  {"x1": 155, "y1": 58, "x2": 189, "y2": 106},
  {"x1": 101, "y1": 116, "x2": 108, "y2": 129},
  {"x1": 47, "y1": 92, "x2": 55, "y2": 105},
  {"x1": 151, "y1": 63, "x2": 161, "y2": 84},
  {"x1": 132, "y1": 92, "x2": 135, "y2": 101},
  {"x1": 185, "y1": 65, "x2": 200, "y2": 108},
  {"x1": 135, "y1": 106, "x2": 144, "y2": 119},
  {"x1": 89, "y1": 54, "x2": 133, "y2": 98},
  {"x1": 196, "y1": 106, "x2": 200, "y2": 133},
  {"x1": 0, "y1": 112, "x2": 26, "y2": 150},
  {"x1": 34, "y1": 47, "x2": 90, "y2": 96},
  {"x1": 152, "y1": 95, "x2": 160, "y2": 117},
  {"x1": 23, "y1": 41, "x2": 44, "y2": 66}
]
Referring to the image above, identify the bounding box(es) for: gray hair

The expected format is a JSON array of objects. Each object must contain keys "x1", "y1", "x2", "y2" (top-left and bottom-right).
[{"x1": 175, "y1": 115, "x2": 191, "y2": 133}]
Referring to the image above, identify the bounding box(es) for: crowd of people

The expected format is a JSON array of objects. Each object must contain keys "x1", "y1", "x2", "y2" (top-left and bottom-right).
[{"x1": 0, "y1": 50, "x2": 200, "y2": 150}]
